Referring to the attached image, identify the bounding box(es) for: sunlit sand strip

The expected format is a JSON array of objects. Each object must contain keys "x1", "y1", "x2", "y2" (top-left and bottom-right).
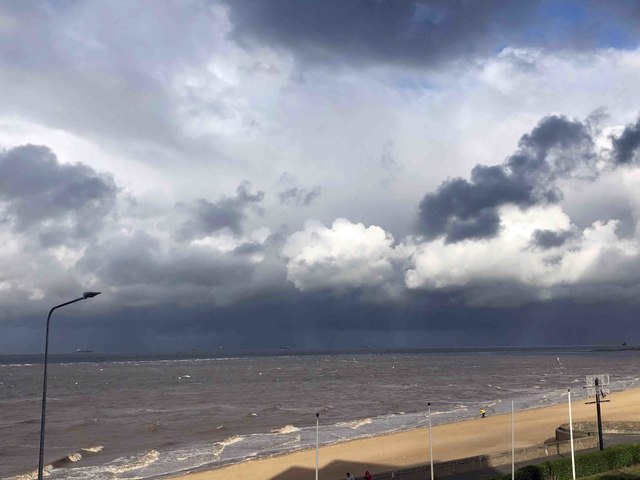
[{"x1": 168, "y1": 387, "x2": 640, "y2": 480}]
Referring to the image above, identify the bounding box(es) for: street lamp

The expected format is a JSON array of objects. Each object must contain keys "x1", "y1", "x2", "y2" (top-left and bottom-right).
[{"x1": 37, "y1": 291, "x2": 101, "y2": 480}]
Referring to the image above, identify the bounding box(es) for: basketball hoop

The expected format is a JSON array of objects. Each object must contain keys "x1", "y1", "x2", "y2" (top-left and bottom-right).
[
  {"x1": 584, "y1": 373, "x2": 611, "y2": 451},
  {"x1": 585, "y1": 374, "x2": 610, "y2": 398}
]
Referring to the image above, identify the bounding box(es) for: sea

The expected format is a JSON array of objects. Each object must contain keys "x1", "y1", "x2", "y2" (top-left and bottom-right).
[{"x1": 1, "y1": 347, "x2": 639, "y2": 479}]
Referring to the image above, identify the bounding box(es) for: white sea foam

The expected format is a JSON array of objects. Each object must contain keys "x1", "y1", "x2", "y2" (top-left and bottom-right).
[
  {"x1": 340, "y1": 418, "x2": 372, "y2": 429},
  {"x1": 271, "y1": 425, "x2": 300, "y2": 434},
  {"x1": 212, "y1": 435, "x2": 245, "y2": 458},
  {"x1": 82, "y1": 445, "x2": 104, "y2": 453},
  {"x1": 278, "y1": 434, "x2": 302, "y2": 448},
  {"x1": 7, "y1": 465, "x2": 52, "y2": 480},
  {"x1": 432, "y1": 408, "x2": 463, "y2": 416},
  {"x1": 105, "y1": 449, "x2": 160, "y2": 475},
  {"x1": 221, "y1": 435, "x2": 245, "y2": 447}
]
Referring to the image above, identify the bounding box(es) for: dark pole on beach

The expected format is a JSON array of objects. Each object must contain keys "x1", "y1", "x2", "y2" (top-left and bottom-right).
[
  {"x1": 37, "y1": 292, "x2": 101, "y2": 480},
  {"x1": 595, "y1": 378, "x2": 604, "y2": 451}
]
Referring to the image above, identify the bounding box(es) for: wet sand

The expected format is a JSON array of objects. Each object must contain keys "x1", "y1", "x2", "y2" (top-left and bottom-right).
[{"x1": 170, "y1": 387, "x2": 640, "y2": 480}]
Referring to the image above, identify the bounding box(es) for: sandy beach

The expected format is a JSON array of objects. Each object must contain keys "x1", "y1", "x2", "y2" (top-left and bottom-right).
[{"x1": 170, "y1": 387, "x2": 640, "y2": 480}]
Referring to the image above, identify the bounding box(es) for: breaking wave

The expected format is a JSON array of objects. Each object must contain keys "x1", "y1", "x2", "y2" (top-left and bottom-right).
[
  {"x1": 82, "y1": 445, "x2": 104, "y2": 453},
  {"x1": 6, "y1": 445, "x2": 104, "y2": 480},
  {"x1": 339, "y1": 418, "x2": 372, "y2": 429},
  {"x1": 271, "y1": 425, "x2": 300, "y2": 434},
  {"x1": 213, "y1": 435, "x2": 245, "y2": 458},
  {"x1": 105, "y1": 449, "x2": 160, "y2": 475}
]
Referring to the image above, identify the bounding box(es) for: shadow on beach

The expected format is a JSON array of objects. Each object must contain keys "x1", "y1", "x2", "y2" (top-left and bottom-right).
[{"x1": 266, "y1": 458, "x2": 505, "y2": 480}]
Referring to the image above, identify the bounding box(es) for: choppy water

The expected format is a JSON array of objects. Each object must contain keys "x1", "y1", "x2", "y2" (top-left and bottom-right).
[{"x1": 2, "y1": 347, "x2": 639, "y2": 479}]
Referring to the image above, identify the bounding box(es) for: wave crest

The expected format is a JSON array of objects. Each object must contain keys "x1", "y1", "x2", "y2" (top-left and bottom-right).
[
  {"x1": 82, "y1": 445, "x2": 104, "y2": 453},
  {"x1": 339, "y1": 418, "x2": 372, "y2": 429},
  {"x1": 212, "y1": 435, "x2": 245, "y2": 458},
  {"x1": 271, "y1": 425, "x2": 300, "y2": 434},
  {"x1": 105, "y1": 449, "x2": 160, "y2": 475}
]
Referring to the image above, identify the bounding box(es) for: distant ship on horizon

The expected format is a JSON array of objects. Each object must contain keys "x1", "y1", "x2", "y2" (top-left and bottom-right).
[{"x1": 74, "y1": 349, "x2": 94, "y2": 353}]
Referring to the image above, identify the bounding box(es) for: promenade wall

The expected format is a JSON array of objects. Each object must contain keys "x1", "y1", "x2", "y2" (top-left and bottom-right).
[{"x1": 555, "y1": 421, "x2": 640, "y2": 441}]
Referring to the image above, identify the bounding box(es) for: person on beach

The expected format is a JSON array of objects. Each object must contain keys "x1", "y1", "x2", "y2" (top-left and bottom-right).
[
  {"x1": 480, "y1": 408, "x2": 486, "y2": 418},
  {"x1": 346, "y1": 472, "x2": 355, "y2": 480},
  {"x1": 364, "y1": 470, "x2": 373, "y2": 480}
]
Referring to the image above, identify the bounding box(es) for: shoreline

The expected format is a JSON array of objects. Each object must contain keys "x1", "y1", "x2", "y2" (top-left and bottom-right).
[{"x1": 167, "y1": 386, "x2": 640, "y2": 480}]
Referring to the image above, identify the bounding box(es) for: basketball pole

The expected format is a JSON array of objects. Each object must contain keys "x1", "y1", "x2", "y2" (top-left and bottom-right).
[
  {"x1": 595, "y1": 378, "x2": 604, "y2": 451},
  {"x1": 584, "y1": 375, "x2": 610, "y2": 452}
]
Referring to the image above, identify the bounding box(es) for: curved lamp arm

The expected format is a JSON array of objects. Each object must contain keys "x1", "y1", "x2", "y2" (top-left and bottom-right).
[{"x1": 37, "y1": 292, "x2": 101, "y2": 480}]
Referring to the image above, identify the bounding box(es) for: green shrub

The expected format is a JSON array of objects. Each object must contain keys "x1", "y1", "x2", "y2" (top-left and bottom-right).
[
  {"x1": 491, "y1": 444, "x2": 640, "y2": 480},
  {"x1": 514, "y1": 464, "x2": 546, "y2": 480},
  {"x1": 492, "y1": 463, "x2": 549, "y2": 480}
]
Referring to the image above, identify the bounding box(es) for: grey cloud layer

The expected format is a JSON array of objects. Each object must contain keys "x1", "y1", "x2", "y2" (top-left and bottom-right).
[
  {"x1": 79, "y1": 231, "x2": 255, "y2": 289},
  {"x1": 612, "y1": 117, "x2": 640, "y2": 165},
  {"x1": 0, "y1": 1, "x2": 227, "y2": 154},
  {"x1": 0, "y1": 145, "x2": 117, "y2": 246},
  {"x1": 0, "y1": 143, "x2": 276, "y2": 312},
  {"x1": 3, "y1": 1, "x2": 640, "y2": 353},
  {"x1": 530, "y1": 228, "x2": 578, "y2": 250},
  {"x1": 226, "y1": 1, "x2": 640, "y2": 68},
  {"x1": 179, "y1": 181, "x2": 265, "y2": 238},
  {"x1": 417, "y1": 115, "x2": 594, "y2": 242},
  {"x1": 278, "y1": 186, "x2": 321, "y2": 207},
  {"x1": 227, "y1": 0, "x2": 537, "y2": 67}
]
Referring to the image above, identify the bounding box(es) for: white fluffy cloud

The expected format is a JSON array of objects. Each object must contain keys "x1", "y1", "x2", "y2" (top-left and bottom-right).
[
  {"x1": 280, "y1": 192, "x2": 640, "y2": 305},
  {"x1": 282, "y1": 218, "x2": 407, "y2": 292},
  {"x1": 406, "y1": 204, "x2": 638, "y2": 293}
]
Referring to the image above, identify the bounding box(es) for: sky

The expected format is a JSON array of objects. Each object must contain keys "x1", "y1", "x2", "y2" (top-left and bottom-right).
[{"x1": 2, "y1": 1, "x2": 640, "y2": 353}]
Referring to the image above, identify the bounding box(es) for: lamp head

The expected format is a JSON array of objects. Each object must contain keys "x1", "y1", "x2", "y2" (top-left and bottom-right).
[{"x1": 83, "y1": 291, "x2": 102, "y2": 299}]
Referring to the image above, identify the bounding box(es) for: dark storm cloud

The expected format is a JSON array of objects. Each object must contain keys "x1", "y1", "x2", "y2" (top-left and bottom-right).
[
  {"x1": 278, "y1": 186, "x2": 321, "y2": 207},
  {"x1": 530, "y1": 229, "x2": 577, "y2": 249},
  {"x1": 226, "y1": 0, "x2": 539, "y2": 67},
  {"x1": 5, "y1": 290, "x2": 638, "y2": 353},
  {"x1": 179, "y1": 181, "x2": 264, "y2": 238},
  {"x1": 612, "y1": 116, "x2": 640, "y2": 165},
  {"x1": 417, "y1": 115, "x2": 594, "y2": 242},
  {"x1": 233, "y1": 242, "x2": 265, "y2": 256},
  {"x1": 225, "y1": 1, "x2": 640, "y2": 68},
  {"x1": 0, "y1": 144, "x2": 117, "y2": 246},
  {"x1": 418, "y1": 166, "x2": 533, "y2": 242},
  {"x1": 79, "y1": 231, "x2": 254, "y2": 289}
]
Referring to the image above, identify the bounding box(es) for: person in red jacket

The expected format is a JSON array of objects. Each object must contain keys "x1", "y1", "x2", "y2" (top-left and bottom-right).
[{"x1": 364, "y1": 470, "x2": 373, "y2": 480}]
